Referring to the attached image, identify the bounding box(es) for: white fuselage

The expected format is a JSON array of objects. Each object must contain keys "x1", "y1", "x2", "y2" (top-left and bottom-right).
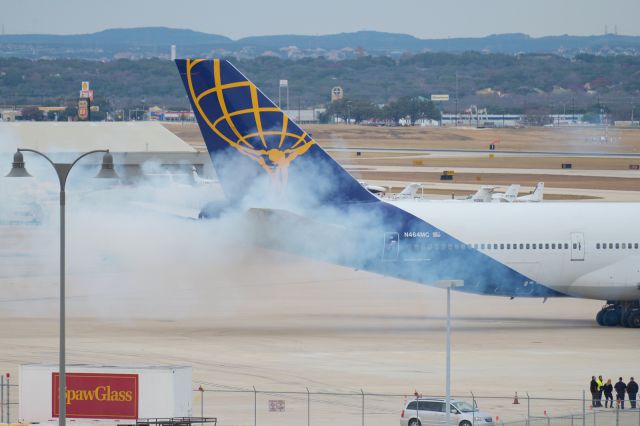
[{"x1": 390, "y1": 200, "x2": 640, "y2": 301}]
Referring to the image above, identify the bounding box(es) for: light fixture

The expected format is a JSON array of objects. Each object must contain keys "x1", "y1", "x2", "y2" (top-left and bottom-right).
[
  {"x1": 94, "y1": 151, "x2": 119, "y2": 179},
  {"x1": 5, "y1": 150, "x2": 32, "y2": 178}
]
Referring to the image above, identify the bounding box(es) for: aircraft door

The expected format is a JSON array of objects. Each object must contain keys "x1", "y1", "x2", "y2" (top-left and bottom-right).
[
  {"x1": 383, "y1": 232, "x2": 399, "y2": 261},
  {"x1": 570, "y1": 232, "x2": 585, "y2": 261}
]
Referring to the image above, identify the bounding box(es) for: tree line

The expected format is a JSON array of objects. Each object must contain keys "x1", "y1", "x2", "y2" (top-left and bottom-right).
[{"x1": 0, "y1": 52, "x2": 639, "y2": 121}]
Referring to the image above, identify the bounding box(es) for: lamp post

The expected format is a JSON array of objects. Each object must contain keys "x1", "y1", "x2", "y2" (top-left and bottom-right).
[
  {"x1": 6, "y1": 149, "x2": 118, "y2": 426},
  {"x1": 435, "y1": 280, "x2": 464, "y2": 426}
]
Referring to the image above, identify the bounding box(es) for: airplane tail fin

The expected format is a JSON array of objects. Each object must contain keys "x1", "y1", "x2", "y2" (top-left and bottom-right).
[
  {"x1": 531, "y1": 182, "x2": 544, "y2": 202},
  {"x1": 175, "y1": 59, "x2": 376, "y2": 206},
  {"x1": 471, "y1": 186, "x2": 495, "y2": 202},
  {"x1": 503, "y1": 184, "x2": 520, "y2": 202},
  {"x1": 397, "y1": 183, "x2": 421, "y2": 199}
]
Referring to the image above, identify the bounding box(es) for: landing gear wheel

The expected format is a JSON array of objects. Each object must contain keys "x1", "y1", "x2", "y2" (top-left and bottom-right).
[
  {"x1": 622, "y1": 310, "x2": 633, "y2": 328},
  {"x1": 460, "y1": 421, "x2": 472, "y2": 426},
  {"x1": 408, "y1": 419, "x2": 421, "y2": 426},
  {"x1": 603, "y1": 308, "x2": 622, "y2": 326},
  {"x1": 596, "y1": 310, "x2": 605, "y2": 326},
  {"x1": 626, "y1": 310, "x2": 640, "y2": 328}
]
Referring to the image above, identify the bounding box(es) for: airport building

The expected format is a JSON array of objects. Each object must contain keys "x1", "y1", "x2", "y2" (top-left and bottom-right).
[
  {"x1": 0, "y1": 121, "x2": 214, "y2": 180},
  {"x1": 283, "y1": 108, "x2": 325, "y2": 123}
]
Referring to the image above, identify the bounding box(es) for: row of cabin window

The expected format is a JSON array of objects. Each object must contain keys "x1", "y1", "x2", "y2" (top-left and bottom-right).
[
  {"x1": 407, "y1": 242, "x2": 571, "y2": 250},
  {"x1": 477, "y1": 242, "x2": 571, "y2": 250},
  {"x1": 596, "y1": 242, "x2": 639, "y2": 249}
]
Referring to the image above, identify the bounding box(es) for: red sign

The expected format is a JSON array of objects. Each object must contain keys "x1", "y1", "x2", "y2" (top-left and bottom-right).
[
  {"x1": 52, "y1": 372, "x2": 138, "y2": 419},
  {"x1": 78, "y1": 99, "x2": 89, "y2": 120}
]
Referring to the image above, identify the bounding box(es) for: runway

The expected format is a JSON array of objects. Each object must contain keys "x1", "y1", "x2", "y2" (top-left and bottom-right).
[{"x1": 327, "y1": 146, "x2": 640, "y2": 159}]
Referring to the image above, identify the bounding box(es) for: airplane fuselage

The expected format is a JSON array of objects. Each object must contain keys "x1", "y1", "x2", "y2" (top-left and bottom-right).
[{"x1": 388, "y1": 200, "x2": 640, "y2": 301}]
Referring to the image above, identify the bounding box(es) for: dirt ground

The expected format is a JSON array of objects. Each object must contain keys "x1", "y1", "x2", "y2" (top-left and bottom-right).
[
  {"x1": 305, "y1": 124, "x2": 640, "y2": 153},
  {"x1": 163, "y1": 123, "x2": 640, "y2": 195},
  {"x1": 165, "y1": 123, "x2": 640, "y2": 154}
]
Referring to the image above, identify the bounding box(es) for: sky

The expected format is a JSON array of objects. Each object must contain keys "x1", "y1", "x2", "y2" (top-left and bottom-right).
[{"x1": 2, "y1": 0, "x2": 640, "y2": 39}]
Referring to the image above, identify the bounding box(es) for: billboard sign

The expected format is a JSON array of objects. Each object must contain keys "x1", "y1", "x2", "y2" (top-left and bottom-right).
[
  {"x1": 52, "y1": 372, "x2": 139, "y2": 419},
  {"x1": 430, "y1": 94, "x2": 450, "y2": 101},
  {"x1": 81, "y1": 81, "x2": 90, "y2": 92},
  {"x1": 80, "y1": 90, "x2": 94, "y2": 100},
  {"x1": 78, "y1": 99, "x2": 89, "y2": 120},
  {"x1": 279, "y1": 79, "x2": 288, "y2": 87}
]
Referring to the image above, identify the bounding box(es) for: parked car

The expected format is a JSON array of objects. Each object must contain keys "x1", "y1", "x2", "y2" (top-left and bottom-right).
[{"x1": 400, "y1": 397, "x2": 494, "y2": 426}]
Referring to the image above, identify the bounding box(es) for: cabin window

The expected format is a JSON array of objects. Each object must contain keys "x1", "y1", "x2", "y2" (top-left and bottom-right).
[
  {"x1": 525, "y1": 243, "x2": 530, "y2": 249},
  {"x1": 492, "y1": 244, "x2": 498, "y2": 249},
  {"x1": 481, "y1": 244, "x2": 485, "y2": 249},
  {"x1": 635, "y1": 243, "x2": 639, "y2": 249},
  {"x1": 596, "y1": 243, "x2": 600, "y2": 249},
  {"x1": 573, "y1": 243, "x2": 577, "y2": 249},
  {"x1": 551, "y1": 243, "x2": 556, "y2": 249},
  {"x1": 545, "y1": 243, "x2": 549, "y2": 249},
  {"x1": 615, "y1": 243, "x2": 620, "y2": 249},
  {"x1": 564, "y1": 243, "x2": 569, "y2": 249},
  {"x1": 532, "y1": 243, "x2": 537, "y2": 249},
  {"x1": 506, "y1": 244, "x2": 511, "y2": 249},
  {"x1": 622, "y1": 243, "x2": 626, "y2": 249},
  {"x1": 500, "y1": 244, "x2": 504, "y2": 249}
]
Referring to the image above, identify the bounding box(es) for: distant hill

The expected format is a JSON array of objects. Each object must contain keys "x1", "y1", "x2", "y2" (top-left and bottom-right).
[
  {"x1": 1, "y1": 27, "x2": 640, "y2": 60},
  {"x1": 0, "y1": 27, "x2": 232, "y2": 46}
]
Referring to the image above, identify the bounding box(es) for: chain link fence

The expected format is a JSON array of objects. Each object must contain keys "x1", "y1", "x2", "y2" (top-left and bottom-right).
[
  {"x1": 3, "y1": 379, "x2": 639, "y2": 426},
  {"x1": 193, "y1": 387, "x2": 640, "y2": 426},
  {"x1": 0, "y1": 375, "x2": 18, "y2": 423}
]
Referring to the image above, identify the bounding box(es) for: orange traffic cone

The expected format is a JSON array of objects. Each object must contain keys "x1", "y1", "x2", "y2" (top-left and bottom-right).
[{"x1": 513, "y1": 392, "x2": 520, "y2": 404}]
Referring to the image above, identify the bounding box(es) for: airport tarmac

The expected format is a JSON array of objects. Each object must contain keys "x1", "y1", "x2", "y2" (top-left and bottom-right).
[
  {"x1": 1, "y1": 124, "x2": 639, "y2": 426},
  {"x1": 0, "y1": 215, "x2": 638, "y2": 425}
]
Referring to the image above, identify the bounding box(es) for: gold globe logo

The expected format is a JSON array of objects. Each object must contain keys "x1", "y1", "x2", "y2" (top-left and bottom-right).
[{"x1": 186, "y1": 59, "x2": 315, "y2": 188}]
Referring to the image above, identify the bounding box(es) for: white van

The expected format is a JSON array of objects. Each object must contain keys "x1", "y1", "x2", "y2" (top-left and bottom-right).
[{"x1": 400, "y1": 398, "x2": 494, "y2": 426}]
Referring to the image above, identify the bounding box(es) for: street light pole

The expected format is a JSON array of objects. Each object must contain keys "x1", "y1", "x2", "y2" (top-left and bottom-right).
[
  {"x1": 435, "y1": 280, "x2": 464, "y2": 426},
  {"x1": 6, "y1": 149, "x2": 118, "y2": 426}
]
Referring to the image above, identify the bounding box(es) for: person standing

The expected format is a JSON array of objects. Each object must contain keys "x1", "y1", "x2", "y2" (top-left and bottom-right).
[
  {"x1": 628, "y1": 377, "x2": 638, "y2": 409},
  {"x1": 597, "y1": 375, "x2": 605, "y2": 407},
  {"x1": 603, "y1": 379, "x2": 614, "y2": 408},
  {"x1": 615, "y1": 377, "x2": 627, "y2": 409},
  {"x1": 590, "y1": 376, "x2": 598, "y2": 407}
]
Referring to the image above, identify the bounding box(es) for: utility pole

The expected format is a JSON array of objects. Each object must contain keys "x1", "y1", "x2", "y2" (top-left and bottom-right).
[{"x1": 455, "y1": 72, "x2": 459, "y2": 126}]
